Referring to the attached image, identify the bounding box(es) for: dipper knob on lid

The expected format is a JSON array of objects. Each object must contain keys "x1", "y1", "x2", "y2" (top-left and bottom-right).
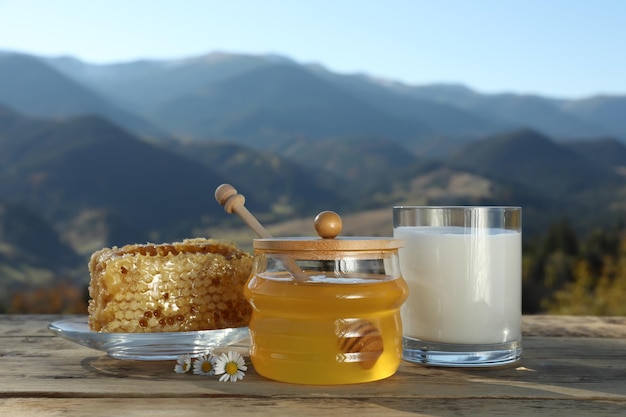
[{"x1": 314, "y1": 211, "x2": 342, "y2": 239}]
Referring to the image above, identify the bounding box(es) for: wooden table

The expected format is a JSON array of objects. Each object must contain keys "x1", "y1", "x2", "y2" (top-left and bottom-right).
[{"x1": 1, "y1": 315, "x2": 625, "y2": 416}]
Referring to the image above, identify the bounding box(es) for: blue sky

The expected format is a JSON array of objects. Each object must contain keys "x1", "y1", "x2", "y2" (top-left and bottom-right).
[{"x1": 1, "y1": 0, "x2": 624, "y2": 98}]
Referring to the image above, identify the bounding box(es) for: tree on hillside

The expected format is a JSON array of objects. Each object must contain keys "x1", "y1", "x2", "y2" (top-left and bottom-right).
[
  {"x1": 544, "y1": 227, "x2": 626, "y2": 315},
  {"x1": 522, "y1": 219, "x2": 579, "y2": 313}
]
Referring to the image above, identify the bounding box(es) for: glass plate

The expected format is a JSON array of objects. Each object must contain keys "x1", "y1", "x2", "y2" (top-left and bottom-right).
[{"x1": 48, "y1": 317, "x2": 250, "y2": 361}]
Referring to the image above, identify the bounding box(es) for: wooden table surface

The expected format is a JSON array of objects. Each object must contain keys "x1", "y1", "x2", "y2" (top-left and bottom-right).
[{"x1": 1, "y1": 315, "x2": 625, "y2": 416}]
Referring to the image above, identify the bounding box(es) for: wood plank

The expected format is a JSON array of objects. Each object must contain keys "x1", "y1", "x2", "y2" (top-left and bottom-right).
[
  {"x1": 0, "y1": 315, "x2": 74, "y2": 336},
  {"x1": 1, "y1": 336, "x2": 625, "y2": 400},
  {"x1": 1, "y1": 315, "x2": 626, "y2": 417},
  {"x1": 1, "y1": 397, "x2": 625, "y2": 417},
  {"x1": 522, "y1": 315, "x2": 626, "y2": 338}
]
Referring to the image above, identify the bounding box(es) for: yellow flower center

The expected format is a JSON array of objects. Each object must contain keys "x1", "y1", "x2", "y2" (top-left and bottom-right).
[
  {"x1": 225, "y1": 361, "x2": 238, "y2": 375},
  {"x1": 202, "y1": 361, "x2": 213, "y2": 373}
]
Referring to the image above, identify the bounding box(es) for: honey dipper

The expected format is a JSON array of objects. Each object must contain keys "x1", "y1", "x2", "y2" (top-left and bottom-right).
[
  {"x1": 215, "y1": 183, "x2": 272, "y2": 239},
  {"x1": 336, "y1": 319, "x2": 385, "y2": 370},
  {"x1": 215, "y1": 184, "x2": 308, "y2": 280}
]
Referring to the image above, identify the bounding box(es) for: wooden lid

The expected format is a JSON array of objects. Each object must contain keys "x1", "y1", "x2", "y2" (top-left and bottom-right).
[{"x1": 253, "y1": 211, "x2": 402, "y2": 251}]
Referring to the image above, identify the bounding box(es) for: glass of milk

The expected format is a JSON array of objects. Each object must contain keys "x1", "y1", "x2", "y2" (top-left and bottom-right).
[{"x1": 393, "y1": 206, "x2": 522, "y2": 367}]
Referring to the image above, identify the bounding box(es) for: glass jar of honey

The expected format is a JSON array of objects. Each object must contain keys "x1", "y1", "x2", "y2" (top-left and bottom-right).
[{"x1": 244, "y1": 211, "x2": 408, "y2": 384}]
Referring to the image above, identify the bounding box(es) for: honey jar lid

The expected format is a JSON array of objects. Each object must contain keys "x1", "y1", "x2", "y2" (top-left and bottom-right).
[{"x1": 253, "y1": 211, "x2": 403, "y2": 251}]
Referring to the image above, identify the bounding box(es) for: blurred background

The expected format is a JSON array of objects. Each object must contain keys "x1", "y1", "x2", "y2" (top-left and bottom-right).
[{"x1": 0, "y1": 0, "x2": 625, "y2": 315}]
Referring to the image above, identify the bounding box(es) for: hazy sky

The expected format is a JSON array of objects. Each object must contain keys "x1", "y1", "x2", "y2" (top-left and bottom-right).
[{"x1": 1, "y1": 0, "x2": 624, "y2": 98}]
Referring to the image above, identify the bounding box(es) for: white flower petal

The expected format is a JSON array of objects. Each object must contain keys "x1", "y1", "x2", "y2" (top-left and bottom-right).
[
  {"x1": 192, "y1": 354, "x2": 217, "y2": 376},
  {"x1": 174, "y1": 354, "x2": 192, "y2": 373},
  {"x1": 213, "y1": 351, "x2": 247, "y2": 382}
]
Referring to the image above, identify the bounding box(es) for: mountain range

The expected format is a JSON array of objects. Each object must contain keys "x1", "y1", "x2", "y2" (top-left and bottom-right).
[
  {"x1": 3, "y1": 51, "x2": 625, "y2": 148},
  {"x1": 1, "y1": 50, "x2": 625, "y2": 309}
]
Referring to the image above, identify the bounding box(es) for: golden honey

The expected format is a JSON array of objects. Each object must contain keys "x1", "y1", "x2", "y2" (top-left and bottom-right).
[{"x1": 244, "y1": 271, "x2": 408, "y2": 384}]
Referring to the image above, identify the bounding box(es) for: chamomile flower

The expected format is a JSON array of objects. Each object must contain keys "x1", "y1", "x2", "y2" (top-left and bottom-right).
[
  {"x1": 214, "y1": 351, "x2": 247, "y2": 382},
  {"x1": 193, "y1": 353, "x2": 217, "y2": 376},
  {"x1": 174, "y1": 354, "x2": 192, "y2": 374}
]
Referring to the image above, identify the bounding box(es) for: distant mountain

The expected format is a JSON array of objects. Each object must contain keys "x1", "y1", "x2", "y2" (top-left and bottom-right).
[
  {"x1": 308, "y1": 68, "x2": 499, "y2": 138},
  {"x1": 281, "y1": 135, "x2": 419, "y2": 198},
  {"x1": 443, "y1": 129, "x2": 626, "y2": 232},
  {"x1": 0, "y1": 53, "x2": 164, "y2": 138},
  {"x1": 563, "y1": 137, "x2": 626, "y2": 169},
  {"x1": 560, "y1": 95, "x2": 626, "y2": 139},
  {"x1": 395, "y1": 83, "x2": 480, "y2": 104},
  {"x1": 407, "y1": 87, "x2": 608, "y2": 140},
  {"x1": 0, "y1": 103, "x2": 38, "y2": 133},
  {"x1": 349, "y1": 129, "x2": 626, "y2": 235},
  {"x1": 0, "y1": 200, "x2": 83, "y2": 310},
  {"x1": 38, "y1": 51, "x2": 626, "y2": 149},
  {"x1": 0, "y1": 111, "x2": 232, "y2": 242},
  {"x1": 61, "y1": 208, "x2": 151, "y2": 257},
  {"x1": 170, "y1": 140, "x2": 349, "y2": 216},
  {"x1": 446, "y1": 129, "x2": 620, "y2": 195},
  {"x1": 373, "y1": 160, "x2": 540, "y2": 206},
  {"x1": 44, "y1": 53, "x2": 279, "y2": 110},
  {"x1": 44, "y1": 53, "x2": 503, "y2": 150},
  {"x1": 144, "y1": 63, "x2": 432, "y2": 146},
  {"x1": 0, "y1": 201, "x2": 80, "y2": 272},
  {"x1": 0, "y1": 108, "x2": 355, "y2": 241}
]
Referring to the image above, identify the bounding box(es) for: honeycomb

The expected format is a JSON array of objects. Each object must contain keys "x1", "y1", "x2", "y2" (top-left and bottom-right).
[{"x1": 87, "y1": 238, "x2": 253, "y2": 333}]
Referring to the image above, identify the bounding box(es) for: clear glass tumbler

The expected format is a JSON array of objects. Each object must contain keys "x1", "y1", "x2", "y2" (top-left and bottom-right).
[{"x1": 393, "y1": 206, "x2": 522, "y2": 367}]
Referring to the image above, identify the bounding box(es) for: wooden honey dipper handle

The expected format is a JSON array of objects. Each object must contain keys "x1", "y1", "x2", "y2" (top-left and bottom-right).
[
  {"x1": 215, "y1": 184, "x2": 272, "y2": 239},
  {"x1": 215, "y1": 184, "x2": 309, "y2": 281}
]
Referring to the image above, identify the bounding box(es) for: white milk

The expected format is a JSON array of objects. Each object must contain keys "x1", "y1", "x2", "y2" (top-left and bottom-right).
[{"x1": 394, "y1": 226, "x2": 521, "y2": 345}]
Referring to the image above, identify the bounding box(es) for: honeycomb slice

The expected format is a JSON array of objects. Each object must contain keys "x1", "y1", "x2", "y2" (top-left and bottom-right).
[{"x1": 87, "y1": 238, "x2": 253, "y2": 333}]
